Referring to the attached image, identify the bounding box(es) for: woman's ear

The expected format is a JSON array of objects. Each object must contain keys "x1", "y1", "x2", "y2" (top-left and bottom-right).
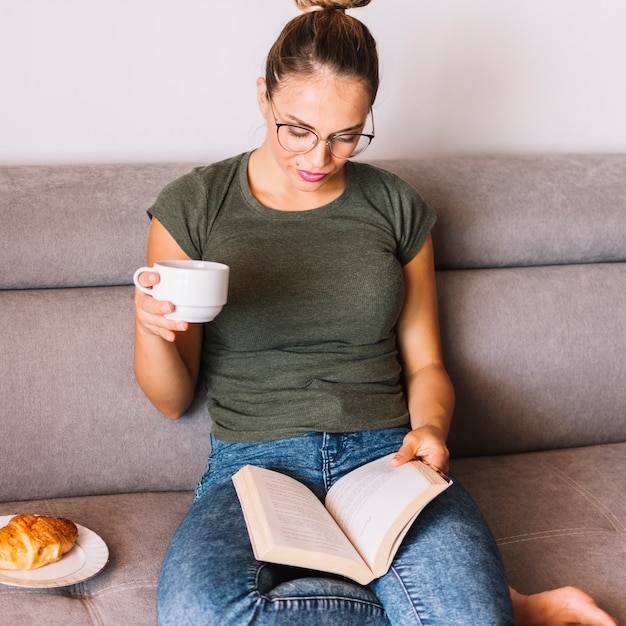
[{"x1": 256, "y1": 77, "x2": 269, "y2": 113}]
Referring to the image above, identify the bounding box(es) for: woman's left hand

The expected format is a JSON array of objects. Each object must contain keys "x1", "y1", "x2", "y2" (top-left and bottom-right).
[{"x1": 391, "y1": 425, "x2": 450, "y2": 474}]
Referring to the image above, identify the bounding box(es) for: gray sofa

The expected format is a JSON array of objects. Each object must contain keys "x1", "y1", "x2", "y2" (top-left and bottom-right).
[{"x1": 1, "y1": 155, "x2": 624, "y2": 625}]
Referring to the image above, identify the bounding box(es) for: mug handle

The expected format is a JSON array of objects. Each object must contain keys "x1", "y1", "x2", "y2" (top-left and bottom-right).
[{"x1": 133, "y1": 266, "x2": 158, "y2": 295}]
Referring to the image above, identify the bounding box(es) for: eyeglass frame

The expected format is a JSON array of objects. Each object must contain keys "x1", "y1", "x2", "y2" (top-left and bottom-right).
[{"x1": 267, "y1": 96, "x2": 375, "y2": 160}]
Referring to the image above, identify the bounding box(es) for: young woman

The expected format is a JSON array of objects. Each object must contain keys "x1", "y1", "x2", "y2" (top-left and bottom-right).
[{"x1": 134, "y1": 2, "x2": 617, "y2": 624}]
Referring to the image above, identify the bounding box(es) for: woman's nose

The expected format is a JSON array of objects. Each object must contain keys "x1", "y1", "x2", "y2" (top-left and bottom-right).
[{"x1": 307, "y1": 139, "x2": 332, "y2": 168}]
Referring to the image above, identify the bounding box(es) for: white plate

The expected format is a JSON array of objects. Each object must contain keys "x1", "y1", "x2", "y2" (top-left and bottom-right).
[{"x1": 0, "y1": 515, "x2": 109, "y2": 588}]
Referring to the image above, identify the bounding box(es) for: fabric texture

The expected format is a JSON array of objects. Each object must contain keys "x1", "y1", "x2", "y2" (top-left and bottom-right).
[
  {"x1": 0, "y1": 286, "x2": 212, "y2": 502},
  {"x1": 2, "y1": 443, "x2": 624, "y2": 625},
  {"x1": 0, "y1": 163, "x2": 193, "y2": 290},
  {"x1": 377, "y1": 154, "x2": 626, "y2": 269},
  {"x1": 147, "y1": 152, "x2": 436, "y2": 442},
  {"x1": 158, "y1": 428, "x2": 514, "y2": 626},
  {"x1": 1, "y1": 155, "x2": 625, "y2": 625},
  {"x1": 440, "y1": 262, "x2": 626, "y2": 456}
]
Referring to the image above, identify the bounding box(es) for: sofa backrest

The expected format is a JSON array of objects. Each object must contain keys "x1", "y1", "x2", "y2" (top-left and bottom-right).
[
  {"x1": 377, "y1": 155, "x2": 626, "y2": 457},
  {"x1": 1, "y1": 155, "x2": 625, "y2": 501},
  {"x1": 1, "y1": 164, "x2": 213, "y2": 502}
]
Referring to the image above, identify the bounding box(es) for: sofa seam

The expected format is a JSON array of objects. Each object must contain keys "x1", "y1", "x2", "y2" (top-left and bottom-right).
[
  {"x1": 65, "y1": 580, "x2": 158, "y2": 600},
  {"x1": 548, "y1": 466, "x2": 625, "y2": 532},
  {"x1": 496, "y1": 527, "x2": 622, "y2": 546},
  {"x1": 77, "y1": 586, "x2": 106, "y2": 626}
]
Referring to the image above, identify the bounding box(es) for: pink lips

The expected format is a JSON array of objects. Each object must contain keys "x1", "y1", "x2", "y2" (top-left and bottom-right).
[{"x1": 297, "y1": 169, "x2": 327, "y2": 183}]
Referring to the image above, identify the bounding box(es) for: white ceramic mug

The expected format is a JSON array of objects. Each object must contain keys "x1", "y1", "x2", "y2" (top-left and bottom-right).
[{"x1": 133, "y1": 260, "x2": 229, "y2": 323}]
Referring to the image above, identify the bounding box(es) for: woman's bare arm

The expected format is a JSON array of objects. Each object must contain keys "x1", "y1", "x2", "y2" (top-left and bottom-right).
[
  {"x1": 133, "y1": 218, "x2": 203, "y2": 419},
  {"x1": 391, "y1": 235, "x2": 453, "y2": 472}
]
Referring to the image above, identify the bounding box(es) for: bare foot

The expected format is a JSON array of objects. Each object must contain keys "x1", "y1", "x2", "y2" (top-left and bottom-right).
[{"x1": 510, "y1": 586, "x2": 618, "y2": 626}]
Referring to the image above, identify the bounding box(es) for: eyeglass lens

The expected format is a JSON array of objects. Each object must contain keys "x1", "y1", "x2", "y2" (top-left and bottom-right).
[{"x1": 277, "y1": 125, "x2": 372, "y2": 159}]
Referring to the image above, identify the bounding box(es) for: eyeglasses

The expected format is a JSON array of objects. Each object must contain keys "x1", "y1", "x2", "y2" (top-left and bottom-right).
[{"x1": 268, "y1": 98, "x2": 375, "y2": 160}]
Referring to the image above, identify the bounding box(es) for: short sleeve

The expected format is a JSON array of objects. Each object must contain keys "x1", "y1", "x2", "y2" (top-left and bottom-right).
[
  {"x1": 147, "y1": 169, "x2": 209, "y2": 260},
  {"x1": 352, "y1": 162, "x2": 437, "y2": 266},
  {"x1": 392, "y1": 177, "x2": 437, "y2": 265}
]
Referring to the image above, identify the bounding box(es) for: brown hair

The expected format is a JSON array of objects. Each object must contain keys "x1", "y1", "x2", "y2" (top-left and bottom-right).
[{"x1": 265, "y1": 0, "x2": 379, "y2": 106}]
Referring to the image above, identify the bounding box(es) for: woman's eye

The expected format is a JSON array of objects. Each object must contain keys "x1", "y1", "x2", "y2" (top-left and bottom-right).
[
  {"x1": 335, "y1": 134, "x2": 359, "y2": 144},
  {"x1": 287, "y1": 127, "x2": 312, "y2": 139}
]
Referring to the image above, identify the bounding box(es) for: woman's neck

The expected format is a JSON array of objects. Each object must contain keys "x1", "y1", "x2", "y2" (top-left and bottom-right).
[{"x1": 247, "y1": 146, "x2": 347, "y2": 212}]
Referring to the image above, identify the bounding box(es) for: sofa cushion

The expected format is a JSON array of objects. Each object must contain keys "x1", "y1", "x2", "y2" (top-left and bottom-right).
[
  {"x1": 0, "y1": 163, "x2": 192, "y2": 290},
  {"x1": 0, "y1": 492, "x2": 192, "y2": 626},
  {"x1": 1, "y1": 443, "x2": 624, "y2": 625},
  {"x1": 378, "y1": 154, "x2": 626, "y2": 269},
  {"x1": 2, "y1": 156, "x2": 625, "y2": 291},
  {"x1": 0, "y1": 285, "x2": 211, "y2": 502},
  {"x1": 450, "y1": 442, "x2": 626, "y2": 622},
  {"x1": 439, "y1": 263, "x2": 626, "y2": 456}
]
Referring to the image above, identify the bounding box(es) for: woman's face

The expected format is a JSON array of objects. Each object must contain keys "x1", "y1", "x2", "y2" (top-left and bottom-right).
[{"x1": 257, "y1": 73, "x2": 371, "y2": 195}]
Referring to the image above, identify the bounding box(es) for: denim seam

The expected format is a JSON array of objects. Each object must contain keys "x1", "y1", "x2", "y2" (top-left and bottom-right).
[
  {"x1": 389, "y1": 564, "x2": 425, "y2": 625},
  {"x1": 257, "y1": 594, "x2": 385, "y2": 609},
  {"x1": 321, "y1": 431, "x2": 332, "y2": 493}
]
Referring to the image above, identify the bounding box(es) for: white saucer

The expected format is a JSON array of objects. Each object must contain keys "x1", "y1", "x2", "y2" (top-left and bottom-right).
[{"x1": 0, "y1": 515, "x2": 109, "y2": 588}]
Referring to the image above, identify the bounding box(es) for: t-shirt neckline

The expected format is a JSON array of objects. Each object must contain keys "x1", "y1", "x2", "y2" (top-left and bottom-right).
[{"x1": 239, "y1": 151, "x2": 354, "y2": 219}]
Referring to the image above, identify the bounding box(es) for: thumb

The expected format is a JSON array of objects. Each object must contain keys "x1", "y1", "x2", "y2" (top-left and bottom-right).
[{"x1": 391, "y1": 444, "x2": 416, "y2": 467}]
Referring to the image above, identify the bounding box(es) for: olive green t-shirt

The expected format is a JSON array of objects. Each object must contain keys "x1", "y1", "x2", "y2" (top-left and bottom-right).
[{"x1": 148, "y1": 152, "x2": 436, "y2": 442}]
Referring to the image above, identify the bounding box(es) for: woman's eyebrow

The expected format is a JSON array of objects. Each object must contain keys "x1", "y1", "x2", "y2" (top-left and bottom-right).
[{"x1": 283, "y1": 112, "x2": 365, "y2": 134}]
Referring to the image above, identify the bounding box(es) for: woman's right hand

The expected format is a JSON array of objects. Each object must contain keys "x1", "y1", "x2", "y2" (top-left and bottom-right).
[
  {"x1": 133, "y1": 218, "x2": 203, "y2": 418},
  {"x1": 134, "y1": 270, "x2": 189, "y2": 343}
]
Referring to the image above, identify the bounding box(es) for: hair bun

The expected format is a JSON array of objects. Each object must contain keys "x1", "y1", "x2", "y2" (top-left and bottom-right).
[{"x1": 294, "y1": 0, "x2": 372, "y2": 12}]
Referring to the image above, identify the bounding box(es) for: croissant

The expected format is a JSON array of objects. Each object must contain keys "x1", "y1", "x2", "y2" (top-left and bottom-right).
[{"x1": 0, "y1": 514, "x2": 78, "y2": 570}]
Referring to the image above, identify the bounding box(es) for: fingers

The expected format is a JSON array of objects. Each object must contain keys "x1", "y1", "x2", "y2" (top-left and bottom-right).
[
  {"x1": 391, "y1": 444, "x2": 417, "y2": 467},
  {"x1": 134, "y1": 272, "x2": 188, "y2": 343},
  {"x1": 136, "y1": 271, "x2": 160, "y2": 288},
  {"x1": 391, "y1": 427, "x2": 450, "y2": 473}
]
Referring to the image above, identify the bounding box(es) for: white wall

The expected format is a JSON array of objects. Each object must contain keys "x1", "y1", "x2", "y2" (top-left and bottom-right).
[{"x1": 1, "y1": 0, "x2": 625, "y2": 164}]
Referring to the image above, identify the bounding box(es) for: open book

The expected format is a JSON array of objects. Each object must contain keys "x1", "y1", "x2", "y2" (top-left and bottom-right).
[{"x1": 232, "y1": 453, "x2": 452, "y2": 585}]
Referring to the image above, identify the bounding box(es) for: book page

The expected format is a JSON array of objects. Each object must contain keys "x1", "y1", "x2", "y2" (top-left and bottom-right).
[
  {"x1": 234, "y1": 465, "x2": 366, "y2": 565},
  {"x1": 325, "y1": 454, "x2": 449, "y2": 573}
]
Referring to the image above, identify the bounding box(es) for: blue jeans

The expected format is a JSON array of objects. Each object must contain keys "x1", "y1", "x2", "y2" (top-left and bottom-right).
[{"x1": 157, "y1": 427, "x2": 515, "y2": 625}]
